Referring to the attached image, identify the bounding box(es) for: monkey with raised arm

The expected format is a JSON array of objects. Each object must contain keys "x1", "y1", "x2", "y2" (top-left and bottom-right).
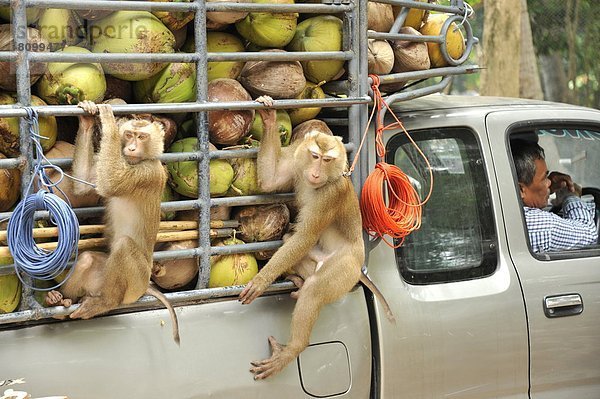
[
  {"x1": 45, "y1": 101, "x2": 179, "y2": 344},
  {"x1": 239, "y1": 97, "x2": 394, "y2": 380}
]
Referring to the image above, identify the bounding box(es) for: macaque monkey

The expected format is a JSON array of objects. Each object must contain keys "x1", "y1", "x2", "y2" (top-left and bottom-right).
[
  {"x1": 45, "y1": 101, "x2": 180, "y2": 344},
  {"x1": 239, "y1": 97, "x2": 394, "y2": 380}
]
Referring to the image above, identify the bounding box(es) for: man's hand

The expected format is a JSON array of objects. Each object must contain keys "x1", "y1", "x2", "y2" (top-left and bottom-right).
[{"x1": 549, "y1": 171, "x2": 575, "y2": 194}]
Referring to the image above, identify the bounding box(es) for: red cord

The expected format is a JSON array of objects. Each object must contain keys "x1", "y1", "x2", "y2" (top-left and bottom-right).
[{"x1": 355, "y1": 75, "x2": 434, "y2": 248}]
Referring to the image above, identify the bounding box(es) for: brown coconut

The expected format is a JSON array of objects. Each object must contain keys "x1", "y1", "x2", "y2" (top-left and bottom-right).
[
  {"x1": 207, "y1": 0, "x2": 249, "y2": 25},
  {"x1": 367, "y1": 38, "x2": 394, "y2": 75},
  {"x1": 0, "y1": 25, "x2": 48, "y2": 91},
  {"x1": 291, "y1": 119, "x2": 333, "y2": 143},
  {"x1": 367, "y1": 2, "x2": 394, "y2": 32},
  {"x1": 390, "y1": 27, "x2": 430, "y2": 73},
  {"x1": 208, "y1": 78, "x2": 255, "y2": 145},
  {"x1": 176, "y1": 206, "x2": 233, "y2": 221},
  {"x1": 233, "y1": 203, "x2": 290, "y2": 243},
  {"x1": 152, "y1": 240, "x2": 199, "y2": 290},
  {"x1": 0, "y1": 152, "x2": 21, "y2": 212},
  {"x1": 103, "y1": 75, "x2": 133, "y2": 103},
  {"x1": 239, "y1": 50, "x2": 306, "y2": 99}
]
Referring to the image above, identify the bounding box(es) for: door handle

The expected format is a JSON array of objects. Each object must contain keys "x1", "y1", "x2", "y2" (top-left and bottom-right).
[{"x1": 544, "y1": 293, "x2": 583, "y2": 318}]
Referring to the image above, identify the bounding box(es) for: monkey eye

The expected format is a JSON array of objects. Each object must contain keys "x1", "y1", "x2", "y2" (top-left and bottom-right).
[
  {"x1": 310, "y1": 151, "x2": 320, "y2": 160},
  {"x1": 323, "y1": 157, "x2": 333, "y2": 163},
  {"x1": 138, "y1": 133, "x2": 149, "y2": 140},
  {"x1": 124, "y1": 131, "x2": 134, "y2": 140}
]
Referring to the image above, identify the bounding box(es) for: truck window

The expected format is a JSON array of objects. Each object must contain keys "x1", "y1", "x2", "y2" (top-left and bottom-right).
[
  {"x1": 386, "y1": 128, "x2": 497, "y2": 284},
  {"x1": 510, "y1": 127, "x2": 600, "y2": 256}
]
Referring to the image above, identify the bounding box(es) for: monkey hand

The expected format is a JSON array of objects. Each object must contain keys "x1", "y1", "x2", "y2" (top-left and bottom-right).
[
  {"x1": 78, "y1": 100, "x2": 99, "y2": 116},
  {"x1": 255, "y1": 95, "x2": 274, "y2": 107},
  {"x1": 239, "y1": 275, "x2": 270, "y2": 305}
]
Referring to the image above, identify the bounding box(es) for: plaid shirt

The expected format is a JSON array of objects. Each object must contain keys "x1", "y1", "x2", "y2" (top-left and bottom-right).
[{"x1": 524, "y1": 196, "x2": 598, "y2": 253}]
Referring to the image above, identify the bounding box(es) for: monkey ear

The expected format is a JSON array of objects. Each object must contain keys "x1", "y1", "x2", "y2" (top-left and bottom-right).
[{"x1": 334, "y1": 136, "x2": 344, "y2": 143}]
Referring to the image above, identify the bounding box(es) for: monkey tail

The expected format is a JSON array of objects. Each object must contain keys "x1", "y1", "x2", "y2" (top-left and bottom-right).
[
  {"x1": 146, "y1": 286, "x2": 181, "y2": 345},
  {"x1": 359, "y1": 272, "x2": 396, "y2": 324}
]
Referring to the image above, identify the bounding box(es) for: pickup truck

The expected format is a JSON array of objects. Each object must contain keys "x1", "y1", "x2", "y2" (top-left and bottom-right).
[{"x1": 1, "y1": 94, "x2": 599, "y2": 398}]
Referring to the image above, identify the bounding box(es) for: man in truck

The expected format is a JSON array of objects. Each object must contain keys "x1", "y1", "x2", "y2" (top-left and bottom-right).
[{"x1": 511, "y1": 139, "x2": 598, "y2": 253}]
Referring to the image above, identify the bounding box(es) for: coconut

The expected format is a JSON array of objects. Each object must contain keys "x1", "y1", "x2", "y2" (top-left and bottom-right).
[
  {"x1": 239, "y1": 49, "x2": 306, "y2": 99},
  {"x1": 0, "y1": 256, "x2": 20, "y2": 313},
  {"x1": 161, "y1": 183, "x2": 179, "y2": 221},
  {"x1": 419, "y1": 13, "x2": 465, "y2": 68},
  {"x1": 0, "y1": 8, "x2": 41, "y2": 24},
  {"x1": 207, "y1": 0, "x2": 250, "y2": 25},
  {"x1": 37, "y1": 8, "x2": 84, "y2": 49},
  {"x1": 233, "y1": 204, "x2": 290, "y2": 243},
  {"x1": 36, "y1": 46, "x2": 107, "y2": 105},
  {"x1": 207, "y1": 78, "x2": 254, "y2": 145},
  {"x1": 133, "y1": 62, "x2": 196, "y2": 103},
  {"x1": 209, "y1": 237, "x2": 258, "y2": 288},
  {"x1": 227, "y1": 157, "x2": 260, "y2": 196},
  {"x1": 393, "y1": 0, "x2": 427, "y2": 30},
  {"x1": 175, "y1": 206, "x2": 232, "y2": 222},
  {"x1": 152, "y1": 240, "x2": 199, "y2": 290},
  {"x1": 248, "y1": 109, "x2": 292, "y2": 145},
  {"x1": 150, "y1": 0, "x2": 194, "y2": 31},
  {"x1": 90, "y1": 11, "x2": 176, "y2": 81},
  {"x1": 235, "y1": 0, "x2": 297, "y2": 48},
  {"x1": 167, "y1": 138, "x2": 235, "y2": 198},
  {"x1": 287, "y1": 15, "x2": 344, "y2": 84},
  {"x1": 207, "y1": 31, "x2": 245, "y2": 82},
  {"x1": 390, "y1": 27, "x2": 430, "y2": 73},
  {"x1": 368, "y1": 38, "x2": 394, "y2": 75},
  {"x1": 291, "y1": 119, "x2": 333, "y2": 142},
  {"x1": 367, "y1": 2, "x2": 394, "y2": 32},
  {"x1": 0, "y1": 153, "x2": 20, "y2": 212},
  {"x1": 0, "y1": 25, "x2": 49, "y2": 91},
  {"x1": 104, "y1": 75, "x2": 133, "y2": 103},
  {"x1": 0, "y1": 94, "x2": 57, "y2": 157},
  {"x1": 287, "y1": 81, "x2": 326, "y2": 127},
  {"x1": 75, "y1": 3, "x2": 112, "y2": 21}
]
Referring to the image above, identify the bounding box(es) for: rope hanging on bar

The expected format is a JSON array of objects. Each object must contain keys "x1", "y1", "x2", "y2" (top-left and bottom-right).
[{"x1": 6, "y1": 108, "x2": 80, "y2": 291}]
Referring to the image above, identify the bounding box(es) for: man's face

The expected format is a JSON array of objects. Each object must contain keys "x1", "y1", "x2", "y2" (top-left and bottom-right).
[{"x1": 520, "y1": 158, "x2": 551, "y2": 208}]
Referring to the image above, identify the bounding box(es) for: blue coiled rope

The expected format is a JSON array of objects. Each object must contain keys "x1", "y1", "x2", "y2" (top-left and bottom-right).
[{"x1": 6, "y1": 108, "x2": 80, "y2": 291}]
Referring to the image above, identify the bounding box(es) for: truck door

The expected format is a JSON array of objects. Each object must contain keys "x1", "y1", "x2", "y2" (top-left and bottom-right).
[
  {"x1": 367, "y1": 121, "x2": 529, "y2": 398},
  {"x1": 487, "y1": 108, "x2": 600, "y2": 398}
]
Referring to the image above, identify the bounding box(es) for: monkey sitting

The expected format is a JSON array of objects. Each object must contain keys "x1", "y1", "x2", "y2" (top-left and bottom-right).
[
  {"x1": 239, "y1": 96, "x2": 394, "y2": 380},
  {"x1": 45, "y1": 101, "x2": 179, "y2": 344}
]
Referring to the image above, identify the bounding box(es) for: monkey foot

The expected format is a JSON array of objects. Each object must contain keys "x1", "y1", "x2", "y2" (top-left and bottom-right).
[
  {"x1": 249, "y1": 336, "x2": 296, "y2": 380},
  {"x1": 45, "y1": 291, "x2": 72, "y2": 307},
  {"x1": 69, "y1": 296, "x2": 113, "y2": 320}
]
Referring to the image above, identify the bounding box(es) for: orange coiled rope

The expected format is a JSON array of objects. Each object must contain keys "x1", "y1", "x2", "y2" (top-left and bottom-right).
[{"x1": 350, "y1": 75, "x2": 433, "y2": 248}]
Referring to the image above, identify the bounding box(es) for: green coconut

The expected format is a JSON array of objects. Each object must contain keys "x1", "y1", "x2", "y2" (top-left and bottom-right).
[
  {"x1": 287, "y1": 15, "x2": 344, "y2": 83},
  {"x1": 167, "y1": 138, "x2": 234, "y2": 198},
  {"x1": 247, "y1": 108, "x2": 291, "y2": 145},
  {"x1": 287, "y1": 81, "x2": 325, "y2": 126},
  {"x1": 36, "y1": 46, "x2": 107, "y2": 105},
  {"x1": 207, "y1": 32, "x2": 245, "y2": 81},
  {"x1": 133, "y1": 62, "x2": 196, "y2": 103},
  {"x1": 235, "y1": 0, "x2": 298, "y2": 48},
  {"x1": 0, "y1": 256, "x2": 20, "y2": 313},
  {"x1": 37, "y1": 8, "x2": 84, "y2": 49},
  {"x1": 89, "y1": 11, "x2": 176, "y2": 81},
  {"x1": 209, "y1": 237, "x2": 258, "y2": 288},
  {"x1": 227, "y1": 157, "x2": 260, "y2": 196},
  {"x1": 0, "y1": 93, "x2": 57, "y2": 157}
]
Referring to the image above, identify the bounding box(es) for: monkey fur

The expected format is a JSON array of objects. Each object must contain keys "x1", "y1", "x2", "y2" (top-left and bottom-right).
[
  {"x1": 239, "y1": 96, "x2": 394, "y2": 380},
  {"x1": 45, "y1": 101, "x2": 180, "y2": 344}
]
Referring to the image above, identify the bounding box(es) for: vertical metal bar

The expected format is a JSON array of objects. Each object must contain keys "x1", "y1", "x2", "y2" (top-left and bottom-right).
[
  {"x1": 357, "y1": 0, "x2": 369, "y2": 190},
  {"x1": 345, "y1": 0, "x2": 361, "y2": 193},
  {"x1": 194, "y1": 0, "x2": 211, "y2": 289},
  {"x1": 12, "y1": 0, "x2": 36, "y2": 310}
]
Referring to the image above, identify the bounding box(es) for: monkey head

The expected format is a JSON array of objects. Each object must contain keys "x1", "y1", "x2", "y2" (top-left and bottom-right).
[
  {"x1": 294, "y1": 131, "x2": 347, "y2": 188},
  {"x1": 119, "y1": 119, "x2": 165, "y2": 164}
]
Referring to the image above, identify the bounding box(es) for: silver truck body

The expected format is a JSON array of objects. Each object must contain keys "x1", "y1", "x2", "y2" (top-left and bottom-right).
[{"x1": 2, "y1": 95, "x2": 600, "y2": 398}]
